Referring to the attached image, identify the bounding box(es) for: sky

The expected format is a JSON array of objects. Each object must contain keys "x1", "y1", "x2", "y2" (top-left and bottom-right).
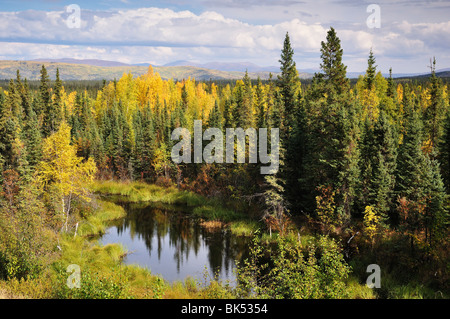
[{"x1": 0, "y1": 0, "x2": 449, "y2": 73}]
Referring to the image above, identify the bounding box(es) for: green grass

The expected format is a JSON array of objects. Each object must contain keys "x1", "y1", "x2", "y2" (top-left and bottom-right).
[
  {"x1": 91, "y1": 180, "x2": 248, "y2": 224},
  {"x1": 90, "y1": 180, "x2": 205, "y2": 206},
  {"x1": 77, "y1": 199, "x2": 127, "y2": 237},
  {"x1": 229, "y1": 220, "x2": 262, "y2": 237}
]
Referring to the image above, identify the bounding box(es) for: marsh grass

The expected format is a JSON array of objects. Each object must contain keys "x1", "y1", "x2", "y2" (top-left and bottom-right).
[
  {"x1": 90, "y1": 180, "x2": 205, "y2": 206},
  {"x1": 229, "y1": 220, "x2": 262, "y2": 237},
  {"x1": 77, "y1": 199, "x2": 127, "y2": 237}
]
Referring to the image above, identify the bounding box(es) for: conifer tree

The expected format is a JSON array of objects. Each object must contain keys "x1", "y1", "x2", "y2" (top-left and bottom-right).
[
  {"x1": 359, "y1": 111, "x2": 398, "y2": 221},
  {"x1": 208, "y1": 100, "x2": 222, "y2": 129},
  {"x1": 319, "y1": 27, "x2": 349, "y2": 98},
  {"x1": 439, "y1": 110, "x2": 450, "y2": 191},
  {"x1": 254, "y1": 77, "x2": 267, "y2": 129},
  {"x1": 424, "y1": 58, "x2": 446, "y2": 150},
  {"x1": 301, "y1": 27, "x2": 359, "y2": 223},
  {"x1": 37, "y1": 65, "x2": 51, "y2": 123},
  {"x1": 22, "y1": 108, "x2": 42, "y2": 169},
  {"x1": 223, "y1": 98, "x2": 234, "y2": 128},
  {"x1": 364, "y1": 48, "x2": 377, "y2": 90},
  {"x1": 278, "y1": 32, "x2": 299, "y2": 133}
]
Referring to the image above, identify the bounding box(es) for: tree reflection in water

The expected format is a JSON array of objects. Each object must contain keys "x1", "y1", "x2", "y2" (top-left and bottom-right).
[{"x1": 101, "y1": 201, "x2": 250, "y2": 284}]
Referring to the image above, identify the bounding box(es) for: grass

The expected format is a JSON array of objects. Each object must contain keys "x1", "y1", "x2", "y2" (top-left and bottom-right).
[
  {"x1": 90, "y1": 180, "x2": 205, "y2": 206},
  {"x1": 91, "y1": 180, "x2": 252, "y2": 228},
  {"x1": 77, "y1": 199, "x2": 127, "y2": 237},
  {"x1": 229, "y1": 220, "x2": 262, "y2": 237}
]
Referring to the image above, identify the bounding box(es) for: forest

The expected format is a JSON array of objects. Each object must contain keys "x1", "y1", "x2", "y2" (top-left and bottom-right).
[{"x1": 0, "y1": 27, "x2": 449, "y2": 299}]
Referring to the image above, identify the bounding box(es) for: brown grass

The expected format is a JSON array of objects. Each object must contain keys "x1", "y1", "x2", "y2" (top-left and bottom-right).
[{"x1": 199, "y1": 220, "x2": 227, "y2": 231}]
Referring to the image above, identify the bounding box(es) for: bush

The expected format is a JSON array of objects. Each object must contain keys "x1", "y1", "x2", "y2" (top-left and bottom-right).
[
  {"x1": 236, "y1": 233, "x2": 352, "y2": 299},
  {"x1": 54, "y1": 264, "x2": 130, "y2": 299}
]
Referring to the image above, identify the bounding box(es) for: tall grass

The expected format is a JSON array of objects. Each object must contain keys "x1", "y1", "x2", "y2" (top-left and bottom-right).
[
  {"x1": 77, "y1": 199, "x2": 127, "y2": 237},
  {"x1": 90, "y1": 180, "x2": 205, "y2": 205}
]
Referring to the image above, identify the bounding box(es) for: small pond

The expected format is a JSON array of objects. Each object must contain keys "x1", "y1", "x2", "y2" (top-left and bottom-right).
[{"x1": 99, "y1": 200, "x2": 251, "y2": 284}]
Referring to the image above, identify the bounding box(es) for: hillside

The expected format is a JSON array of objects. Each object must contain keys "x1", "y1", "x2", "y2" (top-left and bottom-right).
[{"x1": 0, "y1": 60, "x2": 283, "y2": 81}]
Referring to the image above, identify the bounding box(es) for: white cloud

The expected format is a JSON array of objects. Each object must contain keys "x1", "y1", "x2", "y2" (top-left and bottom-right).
[{"x1": 0, "y1": 6, "x2": 449, "y2": 72}]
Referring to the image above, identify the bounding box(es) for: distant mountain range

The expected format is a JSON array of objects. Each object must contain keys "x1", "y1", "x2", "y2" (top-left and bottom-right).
[
  {"x1": 1, "y1": 58, "x2": 448, "y2": 81},
  {"x1": 0, "y1": 60, "x2": 279, "y2": 81},
  {"x1": 30, "y1": 58, "x2": 131, "y2": 67}
]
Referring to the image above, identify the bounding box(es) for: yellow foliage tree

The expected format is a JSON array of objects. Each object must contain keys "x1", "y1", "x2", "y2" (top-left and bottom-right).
[
  {"x1": 36, "y1": 121, "x2": 97, "y2": 232},
  {"x1": 363, "y1": 205, "x2": 380, "y2": 248}
]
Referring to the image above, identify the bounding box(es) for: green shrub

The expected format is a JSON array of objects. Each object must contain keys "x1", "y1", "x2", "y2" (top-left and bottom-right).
[
  {"x1": 54, "y1": 264, "x2": 130, "y2": 299},
  {"x1": 236, "y1": 233, "x2": 352, "y2": 299}
]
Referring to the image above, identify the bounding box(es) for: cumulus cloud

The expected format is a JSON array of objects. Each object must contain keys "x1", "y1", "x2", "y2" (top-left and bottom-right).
[{"x1": 0, "y1": 5, "x2": 449, "y2": 72}]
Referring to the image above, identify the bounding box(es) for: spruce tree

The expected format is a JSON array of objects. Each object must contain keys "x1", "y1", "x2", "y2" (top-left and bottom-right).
[
  {"x1": 439, "y1": 110, "x2": 450, "y2": 191},
  {"x1": 278, "y1": 32, "x2": 299, "y2": 133},
  {"x1": 254, "y1": 77, "x2": 267, "y2": 129},
  {"x1": 22, "y1": 108, "x2": 42, "y2": 169},
  {"x1": 36, "y1": 65, "x2": 51, "y2": 122},
  {"x1": 42, "y1": 66, "x2": 62, "y2": 137},
  {"x1": 424, "y1": 58, "x2": 446, "y2": 151},
  {"x1": 241, "y1": 70, "x2": 254, "y2": 128},
  {"x1": 301, "y1": 27, "x2": 359, "y2": 223},
  {"x1": 208, "y1": 100, "x2": 222, "y2": 129},
  {"x1": 359, "y1": 111, "x2": 398, "y2": 221},
  {"x1": 319, "y1": 27, "x2": 349, "y2": 98},
  {"x1": 364, "y1": 48, "x2": 377, "y2": 90}
]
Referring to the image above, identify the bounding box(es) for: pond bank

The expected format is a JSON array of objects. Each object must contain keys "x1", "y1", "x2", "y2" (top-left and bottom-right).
[{"x1": 90, "y1": 180, "x2": 262, "y2": 237}]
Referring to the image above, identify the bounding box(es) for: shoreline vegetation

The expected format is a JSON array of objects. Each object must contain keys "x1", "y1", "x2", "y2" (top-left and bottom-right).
[
  {"x1": 0, "y1": 179, "x2": 260, "y2": 299},
  {"x1": 0, "y1": 179, "x2": 446, "y2": 299},
  {"x1": 89, "y1": 179, "x2": 261, "y2": 236},
  {"x1": 0, "y1": 179, "x2": 372, "y2": 299}
]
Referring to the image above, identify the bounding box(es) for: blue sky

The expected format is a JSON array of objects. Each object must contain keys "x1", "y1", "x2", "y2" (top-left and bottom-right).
[{"x1": 0, "y1": 0, "x2": 449, "y2": 73}]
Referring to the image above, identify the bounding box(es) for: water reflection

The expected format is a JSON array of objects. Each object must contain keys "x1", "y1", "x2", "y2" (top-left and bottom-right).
[{"x1": 100, "y1": 201, "x2": 250, "y2": 283}]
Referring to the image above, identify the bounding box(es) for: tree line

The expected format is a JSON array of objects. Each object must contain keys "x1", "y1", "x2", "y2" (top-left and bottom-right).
[{"x1": 0, "y1": 27, "x2": 449, "y2": 281}]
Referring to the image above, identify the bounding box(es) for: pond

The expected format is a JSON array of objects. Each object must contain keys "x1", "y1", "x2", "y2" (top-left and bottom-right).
[{"x1": 99, "y1": 200, "x2": 251, "y2": 285}]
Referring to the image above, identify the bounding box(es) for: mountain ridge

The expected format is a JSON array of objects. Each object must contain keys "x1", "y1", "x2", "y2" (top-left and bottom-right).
[{"x1": 0, "y1": 59, "x2": 448, "y2": 81}]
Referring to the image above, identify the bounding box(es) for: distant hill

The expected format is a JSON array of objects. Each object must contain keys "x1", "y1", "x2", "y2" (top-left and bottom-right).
[
  {"x1": 163, "y1": 60, "x2": 314, "y2": 78},
  {"x1": 1, "y1": 59, "x2": 447, "y2": 82},
  {"x1": 0, "y1": 60, "x2": 281, "y2": 81},
  {"x1": 31, "y1": 58, "x2": 131, "y2": 67},
  {"x1": 399, "y1": 70, "x2": 450, "y2": 79},
  {"x1": 163, "y1": 60, "x2": 280, "y2": 72}
]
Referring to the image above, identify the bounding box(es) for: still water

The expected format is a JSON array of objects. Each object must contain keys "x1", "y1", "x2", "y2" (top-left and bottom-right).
[{"x1": 99, "y1": 201, "x2": 250, "y2": 284}]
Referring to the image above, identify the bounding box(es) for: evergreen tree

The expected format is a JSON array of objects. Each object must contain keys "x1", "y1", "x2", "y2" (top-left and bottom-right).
[
  {"x1": 359, "y1": 111, "x2": 398, "y2": 221},
  {"x1": 22, "y1": 108, "x2": 42, "y2": 169},
  {"x1": 208, "y1": 100, "x2": 222, "y2": 129},
  {"x1": 278, "y1": 32, "x2": 299, "y2": 133},
  {"x1": 301, "y1": 27, "x2": 359, "y2": 223},
  {"x1": 439, "y1": 110, "x2": 450, "y2": 191},
  {"x1": 36, "y1": 65, "x2": 51, "y2": 123},
  {"x1": 364, "y1": 48, "x2": 377, "y2": 90},
  {"x1": 235, "y1": 72, "x2": 254, "y2": 129},
  {"x1": 386, "y1": 67, "x2": 396, "y2": 99},
  {"x1": 254, "y1": 77, "x2": 267, "y2": 129},
  {"x1": 423, "y1": 58, "x2": 446, "y2": 151},
  {"x1": 0, "y1": 80, "x2": 21, "y2": 168},
  {"x1": 395, "y1": 109, "x2": 426, "y2": 198},
  {"x1": 319, "y1": 27, "x2": 349, "y2": 98},
  {"x1": 223, "y1": 98, "x2": 234, "y2": 128}
]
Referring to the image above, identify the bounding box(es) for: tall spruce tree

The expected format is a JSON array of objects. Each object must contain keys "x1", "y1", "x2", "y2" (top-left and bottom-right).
[
  {"x1": 278, "y1": 32, "x2": 299, "y2": 134},
  {"x1": 424, "y1": 58, "x2": 446, "y2": 151},
  {"x1": 359, "y1": 111, "x2": 398, "y2": 221},
  {"x1": 302, "y1": 27, "x2": 360, "y2": 224},
  {"x1": 364, "y1": 48, "x2": 377, "y2": 90},
  {"x1": 319, "y1": 27, "x2": 350, "y2": 99},
  {"x1": 37, "y1": 65, "x2": 51, "y2": 124},
  {"x1": 439, "y1": 110, "x2": 450, "y2": 191}
]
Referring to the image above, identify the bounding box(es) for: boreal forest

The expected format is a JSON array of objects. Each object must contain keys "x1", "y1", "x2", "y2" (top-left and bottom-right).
[{"x1": 0, "y1": 28, "x2": 449, "y2": 299}]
